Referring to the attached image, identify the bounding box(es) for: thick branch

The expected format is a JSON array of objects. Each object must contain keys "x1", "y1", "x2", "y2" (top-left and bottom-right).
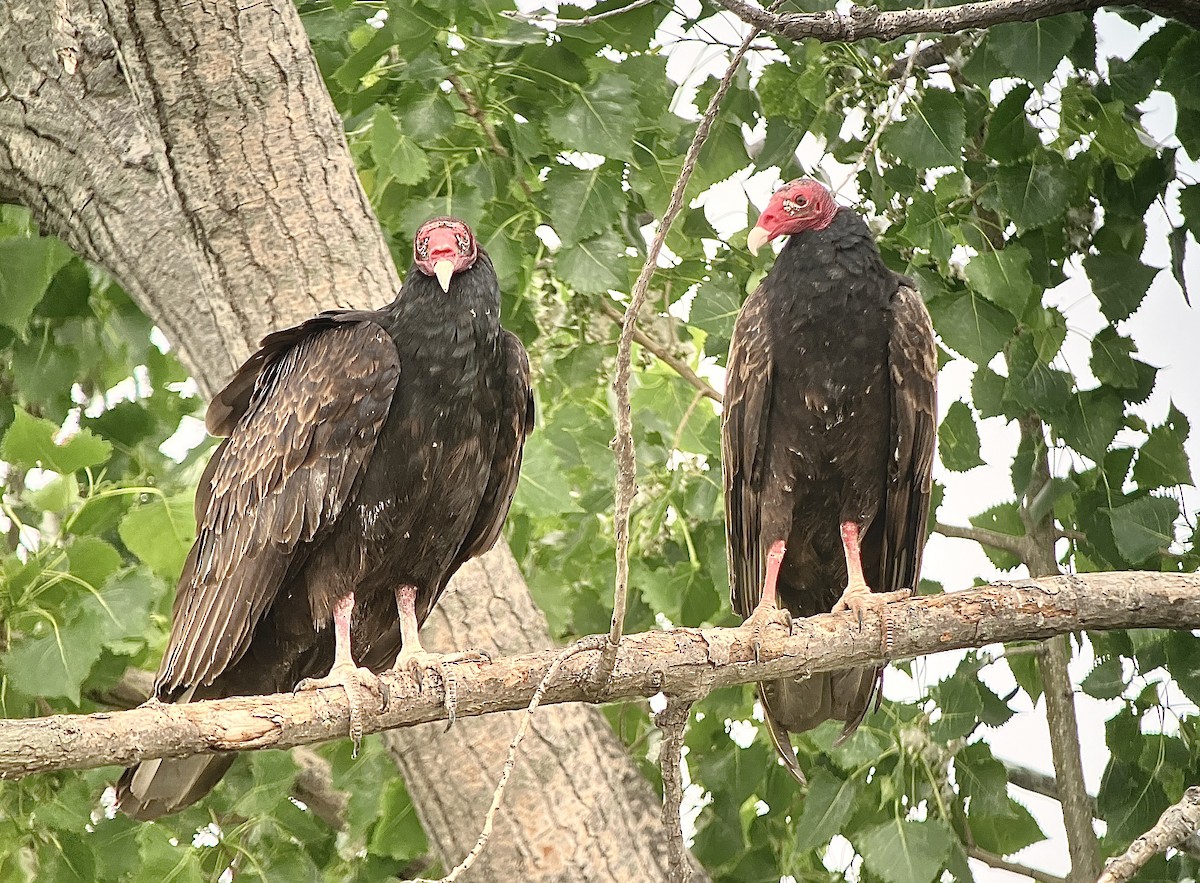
[
  {"x1": 657, "y1": 699, "x2": 694, "y2": 883},
  {"x1": 712, "y1": 0, "x2": 1170, "y2": 44},
  {"x1": 2, "y1": 572, "x2": 1196, "y2": 779},
  {"x1": 1098, "y1": 786, "x2": 1200, "y2": 883}
]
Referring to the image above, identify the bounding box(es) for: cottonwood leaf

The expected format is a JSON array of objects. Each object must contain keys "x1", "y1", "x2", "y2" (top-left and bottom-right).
[
  {"x1": 1, "y1": 407, "x2": 112, "y2": 474},
  {"x1": 858, "y1": 818, "x2": 953, "y2": 883}
]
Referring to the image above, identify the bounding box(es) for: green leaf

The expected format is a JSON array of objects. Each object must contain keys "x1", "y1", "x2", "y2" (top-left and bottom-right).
[
  {"x1": 938, "y1": 401, "x2": 984, "y2": 472},
  {"x1": 882, "y1": 88, "x2": 965, "y2": 169},
  {"x1": 1, "y1": 407, "x2": 112, "y2": 474},
  {"x1": 1107, "y1": 495, "x2": 1179, "y2": 562},
  {"x1": 557, "y1": 230, "x2": 625, "y2": 293},
  {"x1": 984, "y1": 85, "x2": 1039, "y2": 162},
  {"x1": 933, "y1": 291, "x2": 1016, "y2": 366},
  {"x1": 1180, "y1": 185, "x2": 1200, "y2": 240},
  {"x1": 1090, "y1": 327, "x2": 1139, "y2": 388},
  {"x1": 513, "y1": 435, "x2": 583, "y2": 517},
  {"x1": 1133, "y1": 406, "x2": 1193, "y2": 489},
  {"x1": 858, "y1": 818, "x2": 953, "y2": 883},
  {"x1": 3, "y1": 567, "x2": 159, "y2": 702},
  {"x1": 1162, "y1": 32, "x2": 1200, "y2": 111},
  {"x1": 1083, "y1": 252, "x2": 1159, "y2": 322},
  {"x1": 371, "y1": 108, "x2": 430, "y2": 187},
  {"x1": 965, "y1": 246, "x2": 1035, "y2": 317},
  {"x1": 544, "y1": 163, "x2": 622, "y2": 245},
  {"x1": 369, "y1": 779, "x2": 429, "y2": 861},
  {"x1": 118, "y1": 492, "x2": 196, "y2": 579},
  {"x1": 688, "y1": 276, "x2": 742, "y2": 359},
  {"x1": 1057, "y1": 388, "x2": 1125, "y2": 461},
  {"x1": 547, "y1": 72, "x2": 638, "y2": 160},
  {"x1": 0, "y1": 236, "x2": 73, "y2": 332},
  {"x1": 1081, "y1": 655, "x2": 1126, "y2": 699},
  {"x1": 993, "y1": 153, "x2": 1074, "y2": 228},
  {"x1": 793, "y1": 769, "x2": 860, "y2": 851},
  {"x1": 989, "y1": 15, "x2": 1086, "y2": 86}
]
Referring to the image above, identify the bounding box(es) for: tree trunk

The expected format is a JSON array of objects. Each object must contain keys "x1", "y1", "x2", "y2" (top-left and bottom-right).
[{"x1": 0, "y1": 2, "x2": 695, "y2": 878}]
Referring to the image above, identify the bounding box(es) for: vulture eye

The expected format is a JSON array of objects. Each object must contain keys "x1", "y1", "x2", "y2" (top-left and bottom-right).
[{"x1": 795, "y1": 196, "x2": 809, "y2": 208}]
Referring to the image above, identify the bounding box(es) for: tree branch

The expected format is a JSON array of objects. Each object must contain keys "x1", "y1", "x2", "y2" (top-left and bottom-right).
[
  {"x1": 2, "y1": 572, "x2": 1196, "y2": 779},
  {"x1": 712, "y1": 0, "x2": 1146, "y2": 44},
  {"x1": 1098, "y1": 786, "x2": 1200, "y2": 883},
  {"x1": 599, "y1": 300, "x2": 722, "y2": 403},
  {"x1": 503, "y1": 0, "x2": 659, "y2": 26},
  {"x1": 935, "y1": 520, "x2": 1030, "y2": 558},
  {"x1": 967, "y1": 845, "x2": 1067, "y2": 883},
  {"x1": 609, "y1": 14, "x2": 766, "y2": 659},
  {"x1": 656, "y1": 698, "x2": 694, "y2": 883}
]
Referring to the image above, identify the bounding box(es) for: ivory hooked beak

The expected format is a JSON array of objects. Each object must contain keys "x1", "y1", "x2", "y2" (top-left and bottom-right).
[
  {"x1": 746, "y1": 226, "x2": 771, "y2": 256},
  {"x1": 434, "y1": 259, "x2": 455, "y2": 293}
]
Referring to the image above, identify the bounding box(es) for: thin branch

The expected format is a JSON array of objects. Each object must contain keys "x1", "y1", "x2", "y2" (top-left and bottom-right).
[
  {"x1": 609, "y1": 17, "x2": 766, "y2": 659},
  {"x1": 409, "y1": 636, "x2": 609, "y2": 883},
  {"x1": 1018, "y1": 417, "x2": 1102, "y2": 883},
  {"x1": 656, "y1": 698, "x2": 694, "y2": 883},
  {"x1": 446, "y1": 74, "x2": 534, "y2": 200},
  {"x1": 886, "y1": 35, "x2": 969, "y2": 78},
  {"x1": 2, "y1": 572, "x2": 1197, "y2": 779},
  {"x1": 934, "y1": 520, "x2": 1030, "y2": 558},
  {"x1": 599, "y1": 300, "x2": 722, "y2": 403},
  {"x1": 503, "y1": 0, "x2": 659, "y2": 26},
  {"x1": 714, "y1": 0, "x2": 1108, "y2": 43},
  {"x1": 1098, "y1": 786, "x2": 1200, "y2": 883},
  {"x1": 967, "y1": 845, "x2": 1067, "y2": 883},
  {"x1": 292, "y1": 747, "x2": 348, "y2": 831}
]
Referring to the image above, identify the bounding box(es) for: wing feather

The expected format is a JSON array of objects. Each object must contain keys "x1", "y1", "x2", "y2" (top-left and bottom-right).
[
  {"x1": 880, "y1": 283, "x2": 938, "y2": 593},
  {"x1": 723, "y1": 287, "x2": 775, "y2": 619},
  {"x1": 155, "y1": 320, "x2": 400, "y2": 696},
  {"x1": 454, "y1": 330, "x2": 534, "y2": 566}
]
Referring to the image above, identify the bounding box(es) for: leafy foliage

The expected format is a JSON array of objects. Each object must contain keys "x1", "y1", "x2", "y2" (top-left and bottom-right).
[{"x1": 1, "y1": 2, "x2": 1198, "y2": 881}]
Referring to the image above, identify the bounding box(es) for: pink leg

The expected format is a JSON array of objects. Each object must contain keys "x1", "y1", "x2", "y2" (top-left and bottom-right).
[
  {"x1": 391, "y1": 584, "x2": 490, "y2": 729},
  {"x1": 295, "y1": 592, "x2": 382, "y2": 755},
  {"x1": 833, "y1": 521, "x2": 911, "y2": 636},
  {"x1": 743, "y1": 539, "x2": 793, "y2": 663}
]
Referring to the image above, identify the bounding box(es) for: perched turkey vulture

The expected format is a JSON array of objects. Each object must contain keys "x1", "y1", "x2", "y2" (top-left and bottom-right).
[
  {"x1": 117, "y1": 217, "x2": 534, "y2": 819},
  {"x1": 723, "y1": 179, "x2": 937, "y2": 784}
]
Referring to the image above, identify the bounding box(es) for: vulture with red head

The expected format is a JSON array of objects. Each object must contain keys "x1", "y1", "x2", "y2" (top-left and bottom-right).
[
  {"x1": 117, "y1": 217, "x2": 533, "y2": 818},
  {"x1": 723, "y1": 180, "x2": 937, "y2": 784}
]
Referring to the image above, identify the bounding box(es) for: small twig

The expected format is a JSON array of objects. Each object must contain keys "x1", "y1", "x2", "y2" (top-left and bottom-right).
[
  {"x1": 292, "y1": 747, "x2": 349, "y2": 831},
  {"x1": 446, "y1": 74, "x2": 533, "y2": 199},
  {"x1": 836, "y1": 24, "x2": 921, "y2": 194},
  {"x1": 886, "y1": 35, "x2": 967, "y2": 78},
  {"x1": 1099, "y1": 786, "x2": 1200, "y2": 883},
  {"x1": 608, "y1": 4, "x2": 770, "y2": 668},
  {"x1": 967, "y1": 845, "x2": 1067, "y2": 883},
  {"x1": 598, "y1": 300, "x2": 721, "y2": 403},
  {"x1": 656, "y1": 698, "x2": 694, "y2": 883},
  {"x1": 503, "y1": 0, "x2": 658, "y2": 26},
  {"x1": 407, "y1": 636, "x2": 608, "y2": 883},
  {"x1": 934, "y1": 520, "x2": 1029, "y2": 558}
]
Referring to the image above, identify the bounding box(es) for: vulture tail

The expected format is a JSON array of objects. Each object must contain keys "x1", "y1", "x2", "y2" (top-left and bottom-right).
[
  {"x1": 115, "y1": 684, "x2": 236, "y2": 820},
  {"x1": 758, "y1": 666, "x2": 882, "y2": 780}
]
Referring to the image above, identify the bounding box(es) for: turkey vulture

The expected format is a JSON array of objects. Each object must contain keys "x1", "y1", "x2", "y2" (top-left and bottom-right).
[
  {"x1": 117, "y1": 217, "x2": 534, "y2": 819},
  {"x1": 723, "y1": 180, "x2": 937, "y2": 784}
]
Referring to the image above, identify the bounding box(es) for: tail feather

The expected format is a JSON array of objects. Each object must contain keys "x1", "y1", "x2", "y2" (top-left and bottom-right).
[
  {"x1": 115, "y1": 683, "x2": 237, "y2": 820},
  {"x1": 759, "y1": 666, "x2": 882, "y2": 779},
  {"x1": 116, "y1": 754, "x2": 237, "y2": 820}
]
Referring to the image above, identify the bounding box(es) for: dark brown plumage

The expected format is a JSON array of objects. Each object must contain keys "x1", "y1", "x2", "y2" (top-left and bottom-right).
[
  {"x1": 724, "y1": 180, "x2": 937, "y2": 784},
  {"x1": 117, "y1": 218, "x2": 533, "y2": 819}
]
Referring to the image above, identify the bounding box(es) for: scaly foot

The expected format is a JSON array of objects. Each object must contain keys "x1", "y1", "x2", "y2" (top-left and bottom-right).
[
  {"x1": 296, "y1": 662, "x2": 384, "y2": 756},
  {"x1": 393, "y1": 648, "x2": 491, "y2": 730},
  {"x1": 832, "y1": 585, "x2": 913, "y2": 652},
  {"x1": 743, "y1": 602, "x2": 793, "y2": 664}
]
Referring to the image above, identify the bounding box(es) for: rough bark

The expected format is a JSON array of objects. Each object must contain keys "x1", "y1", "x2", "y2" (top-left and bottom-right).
[
  {"x1": 1098, "y1": 786, "x2": 1200, "y2": 883},
  {"x1": 0, "y1": 3, "x2": 692, "y2": 879},
  {"x1": 3, "y1": 572, "x2": 1197, "y2": 778},
  {"x1": 714, "y1": 0, "x2": 1200, "y2": 43}
]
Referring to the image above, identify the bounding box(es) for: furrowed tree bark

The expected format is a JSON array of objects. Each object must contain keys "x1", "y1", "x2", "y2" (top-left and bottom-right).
[
  {"x1": 0, "y1": 3, "x2": 696, "y2": 879},
  {"x1": 3, "y1": 572, "x2": 1197, "y2": 778}
]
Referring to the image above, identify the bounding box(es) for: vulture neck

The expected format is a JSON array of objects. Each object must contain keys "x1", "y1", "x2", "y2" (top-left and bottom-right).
[
  {"x1": 384, "y1": 251, "x2": 501, "y2": 342},
  {"x1": 770, "y1": 208, "x2": 892, "y2": 311}
]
